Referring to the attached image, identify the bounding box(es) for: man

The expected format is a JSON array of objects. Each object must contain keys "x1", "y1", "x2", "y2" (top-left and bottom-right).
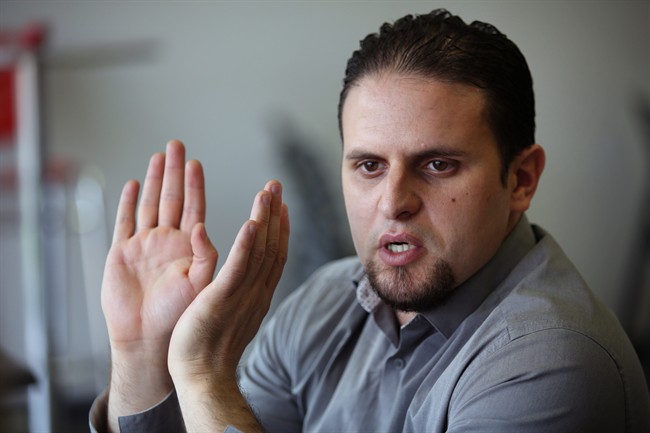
[{"x1": 91, "y1": 9, "x2": 650, "y2": 432}]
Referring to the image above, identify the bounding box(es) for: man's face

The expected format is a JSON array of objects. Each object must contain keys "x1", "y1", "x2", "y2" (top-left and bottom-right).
[{"x1": 341, "y1": 73, "x2": 519, "y2": 312}]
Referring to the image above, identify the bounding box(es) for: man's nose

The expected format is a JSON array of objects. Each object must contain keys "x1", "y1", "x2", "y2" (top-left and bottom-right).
[{"x1": 378, "y1": 168, "x2": 422, "y2": 220}]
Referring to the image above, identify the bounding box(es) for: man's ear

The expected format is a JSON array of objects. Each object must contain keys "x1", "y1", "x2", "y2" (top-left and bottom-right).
[{"x1": 509, "y1": 144, "x2": 545, "y2": 213}]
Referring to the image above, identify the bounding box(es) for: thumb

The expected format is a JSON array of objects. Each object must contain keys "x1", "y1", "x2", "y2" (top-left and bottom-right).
[{"x1": 188, "y1": 223, "x2": 218, "y2": 290}]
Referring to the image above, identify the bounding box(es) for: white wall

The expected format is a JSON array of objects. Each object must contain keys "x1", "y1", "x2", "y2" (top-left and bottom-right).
[{"x1": 1, "y1": 0, "x2": 648, "y2": 388}]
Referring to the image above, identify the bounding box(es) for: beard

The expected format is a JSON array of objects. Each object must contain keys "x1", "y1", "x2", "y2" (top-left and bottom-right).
[{"x1": 364, "y1": 258, "x2": 456, "y2": 312}]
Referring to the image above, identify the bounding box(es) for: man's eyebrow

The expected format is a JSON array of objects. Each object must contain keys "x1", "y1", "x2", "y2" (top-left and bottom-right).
[
  {"x1": 344, "y1": 146, "x2": 467, "y2": 161},
  {"x1": 412, "y1": 147, "x2": 468, "y2": 159},
  {"x1": 344, "y1": 150, "x2": 380, "y2": 160}
]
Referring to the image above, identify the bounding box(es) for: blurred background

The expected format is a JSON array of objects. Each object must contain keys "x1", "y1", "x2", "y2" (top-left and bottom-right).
[{"x1": 1, "y1": 1, "x2": 648, "y2": 431}]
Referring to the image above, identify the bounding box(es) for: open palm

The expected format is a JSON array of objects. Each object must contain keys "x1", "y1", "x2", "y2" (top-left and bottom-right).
[
  {"x1": 103, "y1": 227, "x2": 200, "y2": 348},
  {"x1": 101, "y1": 141, "x2": 217, "y2": 356}
]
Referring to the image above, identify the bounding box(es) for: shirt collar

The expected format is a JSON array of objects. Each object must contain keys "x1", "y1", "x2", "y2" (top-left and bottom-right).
[
  {"x1": 355, "y1": 215, "x2": 537, "y2": 339},
  {"x1": 356, "y1": 276, "x2": 382, "y2": 313}
]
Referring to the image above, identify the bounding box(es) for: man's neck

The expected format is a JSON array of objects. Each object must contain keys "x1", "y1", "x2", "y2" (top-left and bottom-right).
[{"x1": 396, "y1": 310, "x2": 417, "y2": 327}]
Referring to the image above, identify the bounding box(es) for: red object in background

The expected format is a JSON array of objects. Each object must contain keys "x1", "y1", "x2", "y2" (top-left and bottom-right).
[
  {"x1": 0, "y1": 23, "x2": 46, "y2": 145},
  {"x1": 0, "y1": 67, "x2": 16, "y2": 142},
  {"x1": 20, "y1": 23, "x2": 46, "y2": 50}
]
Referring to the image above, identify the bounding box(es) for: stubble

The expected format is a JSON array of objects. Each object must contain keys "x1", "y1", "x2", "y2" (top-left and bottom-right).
[{"x1": 364, "y1": 259, "x2": 456, "y2": 312}]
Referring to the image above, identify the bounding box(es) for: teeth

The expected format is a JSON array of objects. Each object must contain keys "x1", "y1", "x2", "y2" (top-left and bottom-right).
[{"x1": 387, "y1": 243, "x2": 413, "y2": 253}]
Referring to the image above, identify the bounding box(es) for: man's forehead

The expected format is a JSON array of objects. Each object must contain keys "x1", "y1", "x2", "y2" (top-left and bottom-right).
[
  {"x1": 342, "y1": 73, "x2": 486, "y2": 121},
  {"x1": 341, "y1": 73, "x2": 491, "y2": 151}
]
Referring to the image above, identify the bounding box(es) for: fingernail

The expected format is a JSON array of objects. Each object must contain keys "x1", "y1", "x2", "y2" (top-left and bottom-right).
[
  {"x1": 271, "y1": 183, "x2": 282, "y2": 196},
  {"x1": 262, "y1": 193, "x2": 271, "y2": 207}
]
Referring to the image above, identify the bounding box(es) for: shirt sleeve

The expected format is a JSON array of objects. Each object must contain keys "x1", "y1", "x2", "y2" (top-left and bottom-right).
[
  {"x1": 88, "y1": 388, "x2": 109, "y2": 433},
  {"x1": 88, "y1": 389, "x2": 186, "y2": 433},
  {"x1": 446, "y1": 328, "x2": 627, "y2": 432}
]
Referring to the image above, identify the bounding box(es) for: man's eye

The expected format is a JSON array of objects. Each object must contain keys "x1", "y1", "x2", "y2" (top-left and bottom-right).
[
  {"x1": 361, "y1": 161, "x2": 380, "y2": 172},
  {"x1": 429, "y1": 160, "x2": 451, "y2": 172}
]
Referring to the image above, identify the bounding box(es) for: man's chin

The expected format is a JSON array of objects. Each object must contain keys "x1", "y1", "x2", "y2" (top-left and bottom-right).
[{"x1": 364, "y1": 259, "x2": 456, "y2": 312}]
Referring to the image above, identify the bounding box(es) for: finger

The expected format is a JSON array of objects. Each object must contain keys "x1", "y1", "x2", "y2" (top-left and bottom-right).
[
  {"x1": 180, "y1": 160, "x2": 206, "y2": 234},
  {"x1": 256, "y1": 181, "x2": 283, "y2": 280},
  {"x1": 265, "y1": 203, "x2": 290, "y2": 290},
  {"x1": 137, "y1": 152, "x2": 165, "y2": 230},
  {"x1": 188, "y1": 223, "x2": 218, "y2": 294},
  {"x1": 241, "y1": 189, "x2": 272, "y2": 286},
  {"x1": 158, "y1": 140, "x2": 186, "y2": 227},
  {"x1": 112, "y1": 180, "x2": 140, "y2": 244}
]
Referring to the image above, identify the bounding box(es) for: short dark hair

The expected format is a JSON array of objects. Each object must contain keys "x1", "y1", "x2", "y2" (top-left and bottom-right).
[{"x1": 338, "y1": 9, "x2": 535, "y2": 183}]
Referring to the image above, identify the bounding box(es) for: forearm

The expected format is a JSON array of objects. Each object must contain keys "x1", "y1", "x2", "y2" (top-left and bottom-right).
[{"x1": 175, "y1": 374, "x2": 263, "y2": 433}]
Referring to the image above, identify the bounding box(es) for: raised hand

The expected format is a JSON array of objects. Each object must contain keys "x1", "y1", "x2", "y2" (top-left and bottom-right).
[
  {"x1": 101, "y1": 140, "x2": 218, "y2": 429},
  {"x1": 168, "y1": 180, "x2": 290, "y2": 433}
]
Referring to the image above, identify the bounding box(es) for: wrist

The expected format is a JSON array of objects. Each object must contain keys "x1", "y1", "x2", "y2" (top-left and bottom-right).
[
  {"x1": 167, "y1": 328, "x2": 240, "y2": 383},
  {"x1": 108, "y1": 346, "x2": 174, "y2": 419},
  {"x1": 168, "y1": 351, "x2": 240, "y2": 389},
  {"x1": 173, "y1": 372, "x2": 264, "y2": 433},
  {"x1": 170, "y1": 356, "x2": 240, "y2": 410}
]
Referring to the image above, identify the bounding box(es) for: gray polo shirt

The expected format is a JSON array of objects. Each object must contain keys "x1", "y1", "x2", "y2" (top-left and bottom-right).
[{"x1": 91, "y1": 217, "x2": 650, "y2": 432}]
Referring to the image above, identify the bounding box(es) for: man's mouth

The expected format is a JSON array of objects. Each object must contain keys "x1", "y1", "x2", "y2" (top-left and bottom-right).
[
  {"x1": 386, "y1": 242, "x2": 415, "y2": 253},
  {"x1": 377, "y1": 233, "x2": 424, "y2": 266}
]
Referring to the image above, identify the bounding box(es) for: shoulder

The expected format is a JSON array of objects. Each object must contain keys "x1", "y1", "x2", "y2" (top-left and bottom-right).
[
  {"x1": 447, "y1": 326, "x2": 632, "y2": 431},
  {"x1": 452, "y1": 225, "x2": 650, "y2": 430},
  {"x1": 497, "y1": 225, "x2": 634, "y2": 364}
]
